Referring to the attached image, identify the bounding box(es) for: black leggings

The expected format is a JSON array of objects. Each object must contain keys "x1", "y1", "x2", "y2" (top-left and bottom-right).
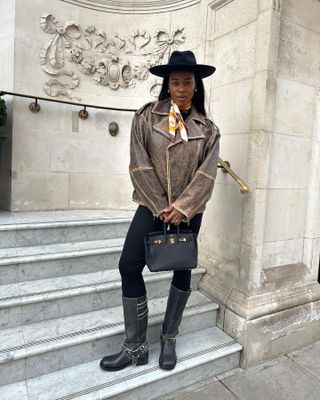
[{"x1": 119, "y1": 205, "x2": 203, "y2": 298}]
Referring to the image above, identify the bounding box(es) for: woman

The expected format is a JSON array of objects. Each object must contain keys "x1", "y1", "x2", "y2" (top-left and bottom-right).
[{"x1": 100, "y1": 50, "x2": 220, "y2": 372}]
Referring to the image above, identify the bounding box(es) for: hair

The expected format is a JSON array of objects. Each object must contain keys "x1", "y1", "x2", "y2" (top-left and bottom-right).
[{"x1": 158, "y1": 71, "x2": 206, "y2": 117}]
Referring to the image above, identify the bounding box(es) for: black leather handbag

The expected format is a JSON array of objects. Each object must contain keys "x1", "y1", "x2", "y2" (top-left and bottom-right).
[{"x1": 144, "y1": 223, "x2": 198, "y2": 272}]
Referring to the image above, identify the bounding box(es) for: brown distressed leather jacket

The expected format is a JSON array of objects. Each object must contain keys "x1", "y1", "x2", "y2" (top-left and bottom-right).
[{"x1": 129, "y1": 98, "x2": 220, "y2": 222}]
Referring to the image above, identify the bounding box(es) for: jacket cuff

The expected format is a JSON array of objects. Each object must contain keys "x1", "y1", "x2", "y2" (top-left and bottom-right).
[{"x1": 171, "y1": 202, "x2": 190, "y2": 222}]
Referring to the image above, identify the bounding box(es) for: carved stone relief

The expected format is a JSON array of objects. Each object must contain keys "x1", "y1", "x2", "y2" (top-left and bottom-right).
[
  {"x1": 40, "y1": 14, "x2": 186, "y2": 100},
  {"x1": 60, "y1": 0, "x2": 200, "y2": 14},
  {"x1": 150, "y1": 81, "x2": 163, "y2": 98},
  {"x1": 209, "y1": 0, "x2": 234, "y2": 11}
]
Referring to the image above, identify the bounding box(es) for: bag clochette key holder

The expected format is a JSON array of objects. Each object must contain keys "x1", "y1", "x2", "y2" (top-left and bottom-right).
[{"x1": 144, "y1": 223, "x2": 198, "y2": 272}]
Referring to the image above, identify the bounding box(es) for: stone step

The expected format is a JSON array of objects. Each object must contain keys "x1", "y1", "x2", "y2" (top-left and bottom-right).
[
  {"x1": 0, "y1": 291, "x2": 218, "y2": 386},
  {"x1": 0, "y1": 210, "x2": 134, "y2": 249},
  {"x1": 0, "y1": 267, "x2": 205, "y2": 329},
  {"x1": 0, "y1": 238, "x2": 125, "y2": 283},
  {"x1": 0, "y1": 326, "x2": 242, "y2": 400}
]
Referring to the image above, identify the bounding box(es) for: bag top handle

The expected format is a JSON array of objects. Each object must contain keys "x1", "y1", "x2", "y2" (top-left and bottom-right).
[{"x1": 163, "y1": 222, "x2": 180, "y2": 242}]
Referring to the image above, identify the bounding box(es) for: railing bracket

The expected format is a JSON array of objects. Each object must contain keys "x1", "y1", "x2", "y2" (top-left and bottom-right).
[
  {"x1": 218, "y1": 160, "x2": 230, "y2": 174},
  {"x1": 218, "y1": 157, "x2": 249, "y2": 194},
  {"x1": 79, "y1": 106, "x2": 89, "y2": 120},
  {"x1": 29, "y1": 98, "x2": 40, "y2": 113}
]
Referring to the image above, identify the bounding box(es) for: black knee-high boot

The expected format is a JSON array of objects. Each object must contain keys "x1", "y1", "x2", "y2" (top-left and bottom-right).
[
  {"x1": 100, "y1": 293, "x2": 148, "y2": 371},
  {"x1": 159, "y1": 285, "x2": 191, "y2": 370}
]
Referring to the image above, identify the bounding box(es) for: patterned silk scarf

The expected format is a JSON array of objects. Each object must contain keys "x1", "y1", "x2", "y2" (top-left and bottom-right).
[{"x1": 168, "y1": 100, "x2": 191, "y2": 143}]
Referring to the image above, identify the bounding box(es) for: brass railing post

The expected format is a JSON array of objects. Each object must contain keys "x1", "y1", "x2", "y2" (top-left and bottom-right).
[{"x1": 218, "y1": 158, "x2": 249, "y2": 194}]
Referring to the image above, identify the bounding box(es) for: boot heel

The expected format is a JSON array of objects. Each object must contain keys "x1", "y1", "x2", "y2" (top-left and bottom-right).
[{"x1": 137, "y1": 352, "x2": 149, "y2": 366}]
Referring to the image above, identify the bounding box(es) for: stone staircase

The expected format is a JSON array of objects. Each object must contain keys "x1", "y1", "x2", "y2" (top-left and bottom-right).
[{"x1": 0, "y1": 210, "x2": 242, "y2": 400}]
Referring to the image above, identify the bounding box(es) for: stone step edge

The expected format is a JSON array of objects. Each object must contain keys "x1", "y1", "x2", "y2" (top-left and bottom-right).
[
  {"x1": 57, "y1": 339, "x2": 242, "y2": 400},
  {"x1": 0, "y1": 238, "x2": 125, "y2": 266},
  {"x1": 0, "y1": 268, "x2": 206, "y2": 308},
  {"x1": 0, "y1": 301, "x2": 218, "y2": 365},
  {"x1": 0, "y1": 217, "x2": 132, "y2": 232}
]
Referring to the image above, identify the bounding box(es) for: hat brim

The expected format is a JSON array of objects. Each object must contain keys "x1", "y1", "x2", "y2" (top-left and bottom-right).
[{"x1": 149, "y1": 64, "x2": 216, "y2": 78}]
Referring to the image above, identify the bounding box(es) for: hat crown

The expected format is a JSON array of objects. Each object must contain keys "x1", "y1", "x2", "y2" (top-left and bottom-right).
[
  {"x1": 168, "y1": 51, "x2": 197, "y2": 66},
  {"x1": 149, "y1": 49, "x2": 216, "y2": 78}
]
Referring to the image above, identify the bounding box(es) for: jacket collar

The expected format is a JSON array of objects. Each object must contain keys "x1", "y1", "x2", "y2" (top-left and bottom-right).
[
  {"x1": 151, "y1": 98, "x2": 206, "y2": 126},
  {"x1": 151, "y1": 99, "x2": 206, "y2": 141}
]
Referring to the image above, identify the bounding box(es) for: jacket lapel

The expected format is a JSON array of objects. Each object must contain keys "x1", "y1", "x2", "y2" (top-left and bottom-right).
[
  {"x1": 186, "y1": 105, "x2": 206, "y2": 140},
  {"x1": 152, "y1": 100, "x2": 171, "y2": 141},
  {"x1": 151, "y1": 99, "x2": 206, "y2": 143},
  {"x1": 153, "y1": 117, "x2": 171, "y2": 140}
]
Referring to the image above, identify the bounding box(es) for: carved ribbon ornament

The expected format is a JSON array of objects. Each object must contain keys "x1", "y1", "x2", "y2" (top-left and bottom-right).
[{"x1": 39, "y1": 13, "x2": 186, "y2": 100}]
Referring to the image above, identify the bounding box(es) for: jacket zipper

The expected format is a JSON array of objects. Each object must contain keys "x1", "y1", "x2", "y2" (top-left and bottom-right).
[
  {"x1": 166, "y1": 136, "x2": 204, "y2": 223},
  {"x1": 166, "y1": 139, "x2": 182, "y2": 204},
  {"x1": 166, "y1": 146, "x2": 172, "y2": 204}
]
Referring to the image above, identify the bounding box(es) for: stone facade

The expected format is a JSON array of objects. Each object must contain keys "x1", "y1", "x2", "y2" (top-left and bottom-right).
[
  {"x1": 199, "y1": 0, "x2": 320, "y2": 367},
  {"x1": 0, "y1": 0, "x2": 320, "y2": 368}
]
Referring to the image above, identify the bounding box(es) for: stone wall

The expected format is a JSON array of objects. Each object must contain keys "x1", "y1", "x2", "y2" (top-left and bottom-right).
[
  {"x1": 199, "y1": 0, "x2": 320, "y2": 367},
  {"x1": 201, "y1": 0, "x2": 320, "y2": 293},
  {"x1": 198, "y1": 0, "x2": 258, "y2": 287}
]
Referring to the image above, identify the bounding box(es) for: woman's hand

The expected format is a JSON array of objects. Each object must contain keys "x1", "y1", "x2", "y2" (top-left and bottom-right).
[{"x1": 160, "y1": 205, "x2": 186, "y2": 225}]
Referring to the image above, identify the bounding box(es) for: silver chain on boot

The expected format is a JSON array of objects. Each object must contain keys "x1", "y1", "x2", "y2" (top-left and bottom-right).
[
  {"x1": 122, "y1": 341, "x2": 149, "y2": 365},
  {"x1": 160, "y1": 333, "x2": 176, "y2": 345}
]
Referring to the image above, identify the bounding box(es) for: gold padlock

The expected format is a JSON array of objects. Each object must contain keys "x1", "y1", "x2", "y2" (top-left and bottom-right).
[{"x1": 169, "y1": 237, "x2": 175, "y2": 244}]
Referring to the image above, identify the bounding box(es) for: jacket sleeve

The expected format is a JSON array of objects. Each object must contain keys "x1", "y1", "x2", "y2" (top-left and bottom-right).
[
  {"x1": 129, "y1": 111, "x2": 169, "y2": 217},
  {"x1": 171, "y1": 123, "x2": 220, "y2": 221}
]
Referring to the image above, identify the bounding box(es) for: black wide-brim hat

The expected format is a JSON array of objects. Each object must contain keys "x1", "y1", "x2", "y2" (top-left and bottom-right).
[{"x1": 149, "y1": 50, "x2": 216, "y2": 79}]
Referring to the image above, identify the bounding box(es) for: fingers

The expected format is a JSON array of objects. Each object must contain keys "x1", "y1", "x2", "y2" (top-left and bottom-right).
[
  {"x1": 163, "y1": 210, "x2": 175, "y2": 224},
  {"x1": 163, "y1": 211, "x2": 183, "y2": 225},
  {"x1": 163, "y1": 205, "x2": 174, "y2": 213},
  {"x1": 163, "y1": 215, "x2": 172, "y2": 224},
  {"x1": 162, "y1": 206, "x2": 185, "y2": 225}
]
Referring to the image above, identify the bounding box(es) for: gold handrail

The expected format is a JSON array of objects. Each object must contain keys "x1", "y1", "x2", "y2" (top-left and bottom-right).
[
  {"x1": 218, "y1": 158, "x2": 249, "y2": 194},
  {"x1": 0, "y1": 89, "x2": 250, "y2": 194}
]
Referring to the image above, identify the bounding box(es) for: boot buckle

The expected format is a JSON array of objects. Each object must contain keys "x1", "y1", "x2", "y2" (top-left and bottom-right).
[{"x1": 160, "y1": 333, "x2": 176, "y2": 344}]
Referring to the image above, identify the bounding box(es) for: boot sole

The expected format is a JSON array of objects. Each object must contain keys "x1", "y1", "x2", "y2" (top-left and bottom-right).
[
  {"x1": 159, "y1": 359, "x2": 177, "y2": 370},
  {"x1": 159, "y1": 364, "x2": 176, "y2": 370},
  {"x1": 100, "y1": 354, "x2": 149, "y2": 371},
  {"x1": 100, "y1": 363, "x2": 131, "y2": 372}
]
